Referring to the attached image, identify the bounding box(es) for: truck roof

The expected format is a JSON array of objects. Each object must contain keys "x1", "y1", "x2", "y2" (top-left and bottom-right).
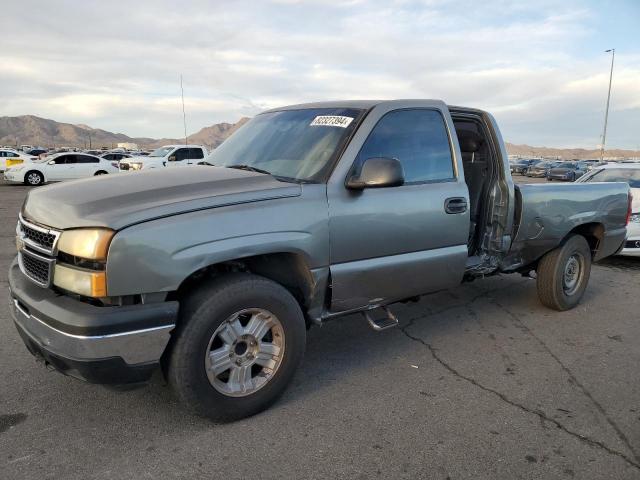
[{"x1": 263, "y1": 99, "x2": 483, "y2": 115}]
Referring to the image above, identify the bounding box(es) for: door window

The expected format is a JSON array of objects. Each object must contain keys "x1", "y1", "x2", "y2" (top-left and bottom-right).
[
  {"x1": 173, "y1": 148, "x2": 190, "y2": 161},
  {"x1": 77, "y1": 155, "x2": 99, "y2": 163},
  {"x1": 355, "y1": 109, "x2": 455, "y2": 184},
  {"x1": 54, "y1": 155, "x2": 71, "y2": 164},
  {"x1": 189, "y1": 148, "x2": 204, "y2": 159}
]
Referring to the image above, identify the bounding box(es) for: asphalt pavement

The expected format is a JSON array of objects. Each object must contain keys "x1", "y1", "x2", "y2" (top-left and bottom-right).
[{"x1": 1, "y1": 176, "x2": 640, "y2": 479}]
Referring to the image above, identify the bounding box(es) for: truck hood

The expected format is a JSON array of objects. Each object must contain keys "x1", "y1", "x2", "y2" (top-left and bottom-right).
[{"x1": 22, "y1": 166, "x2": 301, "y2": 230}]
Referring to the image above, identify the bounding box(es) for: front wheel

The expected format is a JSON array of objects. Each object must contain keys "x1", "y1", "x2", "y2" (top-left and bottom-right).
[
  {"x1": 94, "y1": 170, "x2": 108, "y2": 175},
  {"x1": 167, "y1": 273, "x2": 306, "y2": 422},
  {"x1": 536, "y1": 235, "x2": 592, "y2": 311}
]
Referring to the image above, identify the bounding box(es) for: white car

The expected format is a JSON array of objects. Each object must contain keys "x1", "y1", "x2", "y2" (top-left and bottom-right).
[
  {"x1": 577, "y1": 163, "x2": 640, "y2": 257},
  {"x1": 0, "y1": 149, "x2": 36, "y2": 171},
  {"x1": 4, "y1": 152, "x2": 118, "y2": 186},
  {"x1": 119, "y1": 144, "x2": 207, "y2": 171}
]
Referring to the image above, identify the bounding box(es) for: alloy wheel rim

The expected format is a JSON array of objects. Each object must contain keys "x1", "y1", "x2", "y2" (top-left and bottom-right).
[
  {"x1": 204, "y1": 308, "x2": 285, "y2": 397},
  {"x1": 27, "y1": 173, "x2": 40, "y2": 185},
  {"x1": 563, "y1": 253, "x2": 584, "y2": 295}
]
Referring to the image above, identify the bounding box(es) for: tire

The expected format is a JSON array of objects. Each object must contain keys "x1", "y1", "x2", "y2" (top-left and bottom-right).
[
  {"x1": 547, "y1": 177, "x2": 552, "y2": 181},
  {"x1": 94, "y1": 170, "x2": 108, "y2": 175},
  {"x1": 536, "y1": 235, "x2": 592, "y2": 311},
  {"x1": 24, "y1": 170, "x2": 44, "y2": 186},
  {"x1": 167, "y1": 273, "x2": 306, "y2": 422}
]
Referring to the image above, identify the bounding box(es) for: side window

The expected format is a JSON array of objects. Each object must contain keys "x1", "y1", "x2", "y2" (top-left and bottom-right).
[
  {"x1": 355, "y1": 109, "x2": 454, "y2": 183},
  {"x1": 173, "y1": 148, "x2": 189, "y2": 161},
  {"x1": 65, "y1": 155, "x2": 78, "y2": 164},
  {"x1": 54, "y1": 155, "x2": 69, "y2": 165},
  {"x1": 78, "y1": 155, "x2": 99, "y2": 163},
  {"x1": 103, "y1": 154, "x2": 113, "y2": 160},
  {"x1": 190, "y1": 148, "x2": 204, "y2": 159}
]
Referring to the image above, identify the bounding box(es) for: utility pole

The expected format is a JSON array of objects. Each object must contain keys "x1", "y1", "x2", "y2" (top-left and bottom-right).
[
  {"x1": 600, "y1": 48, "x2": 615, "y2": 161},
  {"x1": 181, "y1": 74, "x2": 188, "y2": 145}
]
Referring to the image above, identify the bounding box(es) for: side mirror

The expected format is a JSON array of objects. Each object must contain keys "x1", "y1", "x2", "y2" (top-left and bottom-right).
[
  {"x1": 346, "y1": 157, "x2": 404, "y2": 190},
  {"x1": 47, "y1": 160, "x2": 55, "y2": 165}
]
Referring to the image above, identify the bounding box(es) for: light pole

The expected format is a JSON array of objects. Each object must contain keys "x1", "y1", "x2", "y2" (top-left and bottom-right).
[{"x1": 600, "y1": 48, "x2": 615, "y2": 161}]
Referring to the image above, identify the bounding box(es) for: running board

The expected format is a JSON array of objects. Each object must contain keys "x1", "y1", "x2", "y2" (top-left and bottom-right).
[{"x1": 363, "y1": 306, "x2": 399, "y2": 331}]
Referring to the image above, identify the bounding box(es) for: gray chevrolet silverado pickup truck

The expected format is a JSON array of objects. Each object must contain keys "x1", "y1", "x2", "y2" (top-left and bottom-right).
[{"x1": 8, "y1": 100, "x2": 632, "y2": 421}]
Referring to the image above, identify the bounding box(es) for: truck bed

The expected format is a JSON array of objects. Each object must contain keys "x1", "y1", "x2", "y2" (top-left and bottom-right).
[{"x1": 501, "y1": 182, "x2": 629, "y2": 271}]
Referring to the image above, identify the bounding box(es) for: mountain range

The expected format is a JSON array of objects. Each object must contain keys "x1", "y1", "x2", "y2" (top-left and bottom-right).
[
  {"x1": 1, "y1": 115, "x2": 638, "y2": 160},
  {"x1": 0, "y1": 115, "x2": 249, "y2": 151}
]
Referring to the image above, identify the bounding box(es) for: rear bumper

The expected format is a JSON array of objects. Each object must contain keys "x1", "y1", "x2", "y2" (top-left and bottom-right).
[
  {"x1": 619, "y1": 228, "x2": 640, "y2": 256},
  {"x1": 8, "y1": 258, "x2": 178, "y2": 384},
  {"x1": 3, "y1": 170, "x2": 23, "y2": 183}
]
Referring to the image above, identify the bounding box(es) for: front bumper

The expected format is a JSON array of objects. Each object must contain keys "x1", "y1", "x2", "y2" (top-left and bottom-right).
[
  {"x1": 548, "y1": 174, "x2": 574, "y2": 181},
  {"x1": 528, "y1": 171, "x2": 547, "y2": 177},
  {"x1": 8, "y1": 258, "x2": 178, "y2": 384}
]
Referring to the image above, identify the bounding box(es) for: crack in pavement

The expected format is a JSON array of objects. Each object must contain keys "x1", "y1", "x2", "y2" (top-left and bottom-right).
[
  {"x1": 397, "y1": 279, "x2": 640, "y2": 471},
  {"x1": 400, "y1": 280, "x2": 530, "y2": 331},
  {"x1": 488, "y1": 296, "x2": 640, "y2": 465},
  {"x1": 398, "y1": 325, "x2": 640, "y2": 471}
]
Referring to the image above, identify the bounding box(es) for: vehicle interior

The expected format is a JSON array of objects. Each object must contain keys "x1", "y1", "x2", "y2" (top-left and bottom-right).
[{"x1": 450, "y1": 111, "x2": 507, "y2": 272}]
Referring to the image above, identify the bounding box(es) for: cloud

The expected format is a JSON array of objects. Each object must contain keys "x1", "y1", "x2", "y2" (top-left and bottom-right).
[{"x1": 0, "y1": 0, "x2": 638, "y2": 148}]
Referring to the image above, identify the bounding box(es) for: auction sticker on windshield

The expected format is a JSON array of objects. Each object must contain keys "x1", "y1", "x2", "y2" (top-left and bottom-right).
[{"x1": 310, "y1": 116, "x2": 354, "y2": 128}]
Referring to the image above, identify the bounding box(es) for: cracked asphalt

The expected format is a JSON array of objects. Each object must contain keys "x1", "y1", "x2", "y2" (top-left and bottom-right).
[{"x1": 2, "y1": 176, "x2": 640, "y2": 479}]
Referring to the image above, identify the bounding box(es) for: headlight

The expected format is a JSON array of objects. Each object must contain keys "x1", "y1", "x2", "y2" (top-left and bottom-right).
[
  {"x1": 57, "y1": 228, "x2": 114, "y2": 261},
  {"x1": 53, "y1": 264, "x2": 107, "y2": 297},
  {"x1": 130, "y1": 162, "x2": 143, "y2": 170},
  {"x1": 631, "y1": 213, "x2": 640, "y2": 224}
]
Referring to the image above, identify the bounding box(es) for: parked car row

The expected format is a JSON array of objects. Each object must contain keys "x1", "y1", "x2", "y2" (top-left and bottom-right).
[
  {"x1": 2, "y1": 144, "x2": 210, "y2": 185},
  {"x1": 509, "y1": 159, "x2": 608, "y2": 182}
]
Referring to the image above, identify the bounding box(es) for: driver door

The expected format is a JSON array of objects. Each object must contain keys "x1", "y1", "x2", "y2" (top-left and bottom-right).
[
  {"x1": 326, "y1": 103, "x2": 470, "y2": 312},
  {"x1": 166, "y1": 148, "x2": 190, "y2": 167},
  {"x1": 46, "y1": 154, "x2": 76, "y2": 181}
]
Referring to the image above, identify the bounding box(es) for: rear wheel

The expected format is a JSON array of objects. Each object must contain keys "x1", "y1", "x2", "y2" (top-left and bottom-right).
[
  {"x1": 24, "y1": 170, "x2": 43, "y2": 186},
  {"x1": 167, "y1": 273, "x2": 306, "y2": 422},
  {"x1": 536, "y1": 235, "x2": 592, "y2": 311},
  {"x1": 94, "y1": 170, "x2": 108, "y2": 175}
]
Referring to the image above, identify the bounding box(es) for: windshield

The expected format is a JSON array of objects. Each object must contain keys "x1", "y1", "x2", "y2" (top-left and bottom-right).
[
  {"x1": 584, "y1": 169, "x2": 640, "y2": 188},
  {"x1": 204, "y1": 108, "x2": 364, "y2": 182},
  {"x1": 149, "y1": 146, "x2": 174, "y2": 157}
]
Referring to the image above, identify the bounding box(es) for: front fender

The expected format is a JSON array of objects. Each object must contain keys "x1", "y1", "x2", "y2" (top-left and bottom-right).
[{"x1": 105, "y1": 185, "x2": 329, "y2": 296}]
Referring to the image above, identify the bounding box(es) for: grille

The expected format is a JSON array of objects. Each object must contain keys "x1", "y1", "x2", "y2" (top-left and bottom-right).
[
  {"x1": 20, "y1": 251, "x2": 52, "y2": 286},
  {"x1": 18, "y1": 215, "x2": 60, "y2": 255},
  {"x1": 22, "y1": 223, "x2": 56, "y2": 250}
]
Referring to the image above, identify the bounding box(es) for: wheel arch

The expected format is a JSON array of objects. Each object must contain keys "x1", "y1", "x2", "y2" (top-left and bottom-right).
[
  {"x1": 168, "y1": 252, "x2": 321, "y2": 316},
  {"x1": 564, "y1": 222, "x2": 605, "y2": 258}
]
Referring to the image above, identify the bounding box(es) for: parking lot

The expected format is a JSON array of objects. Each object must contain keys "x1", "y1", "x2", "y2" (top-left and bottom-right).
[{"x1": 1, "y1": 177, "x2": 640, "y2": 479}]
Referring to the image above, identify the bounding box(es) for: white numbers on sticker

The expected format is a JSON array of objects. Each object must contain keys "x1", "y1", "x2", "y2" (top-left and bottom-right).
[{"x1": 310, "y1": 116, "x2": 354, "y2": 128}]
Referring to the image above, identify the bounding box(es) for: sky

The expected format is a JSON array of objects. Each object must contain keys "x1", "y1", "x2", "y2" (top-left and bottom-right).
[{"x1": 1, "y1": 0, "x2": 638, "y2": 149}]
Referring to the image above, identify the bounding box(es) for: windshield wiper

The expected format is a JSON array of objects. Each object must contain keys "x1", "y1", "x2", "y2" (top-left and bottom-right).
[
  {"x1": 226, "y1": 164, "x2": 272, "y2": 175},
  {"x1": 221, "y1": 164, "x2": 317, "y2": 184}
]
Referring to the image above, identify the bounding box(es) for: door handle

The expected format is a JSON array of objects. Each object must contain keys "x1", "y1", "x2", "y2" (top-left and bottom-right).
[{"x1": 444, "y1": 197, "x2": 468, "y2": 214}]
